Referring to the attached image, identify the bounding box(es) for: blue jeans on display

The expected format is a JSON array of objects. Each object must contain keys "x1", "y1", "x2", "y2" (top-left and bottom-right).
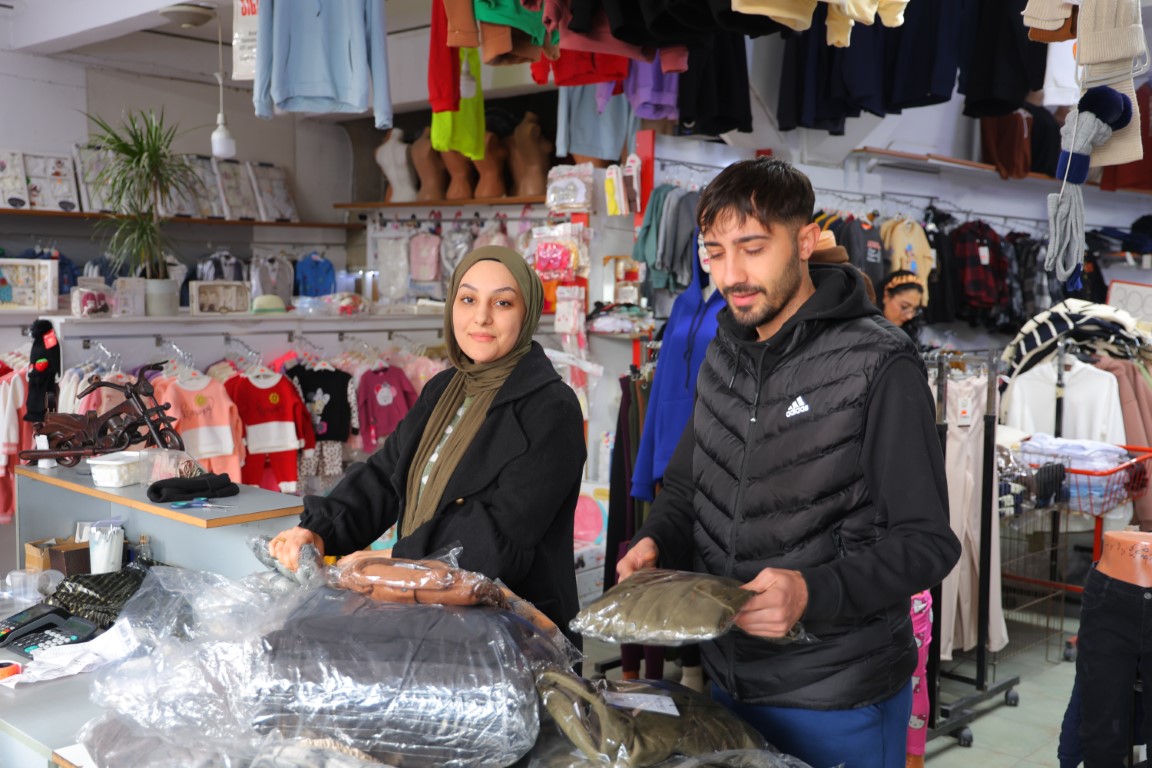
[
  {"x1": 712, "y1": 680, "x2": 913, "y2": 768},
  {"x1": 1076, "y1": 566, "x2": 1152, "y2": 768}
]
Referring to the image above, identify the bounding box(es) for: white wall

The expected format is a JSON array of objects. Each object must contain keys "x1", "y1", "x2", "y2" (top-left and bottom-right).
[{"x1": 0, "y1": 50, "x2": 87, "y2": 153}]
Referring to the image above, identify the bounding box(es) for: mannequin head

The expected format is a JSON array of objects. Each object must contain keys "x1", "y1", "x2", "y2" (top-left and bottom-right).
[{"x1": 878, "y1": 270, "x2": 924, "y2": 327}]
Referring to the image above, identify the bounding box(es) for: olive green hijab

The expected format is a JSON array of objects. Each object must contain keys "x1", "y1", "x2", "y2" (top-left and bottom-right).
[{"x1": 401, "y1": 246, "x2": 544, "y2": 537}]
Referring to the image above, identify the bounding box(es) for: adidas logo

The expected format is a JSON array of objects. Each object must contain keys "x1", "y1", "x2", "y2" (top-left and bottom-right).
[{"x1": 785, "y1": 396, "x2": 810, "y2": 418}]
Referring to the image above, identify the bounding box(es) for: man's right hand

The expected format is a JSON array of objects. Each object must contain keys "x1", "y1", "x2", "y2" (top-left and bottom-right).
[
  {"x1": 616, "y1": 537, "x2": 660, "y2": 582},
  {"x1": 267, "y1": 526, "x2": 326, "y2": 572}
]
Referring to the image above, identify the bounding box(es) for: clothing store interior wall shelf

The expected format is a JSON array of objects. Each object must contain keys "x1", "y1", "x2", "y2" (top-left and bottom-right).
[
  {"x1": 0, "y1": 208, "x2": 363, "y2": 230},
  {"x1": 335, "y1": 195, "x2": 547, "y2": 210}
]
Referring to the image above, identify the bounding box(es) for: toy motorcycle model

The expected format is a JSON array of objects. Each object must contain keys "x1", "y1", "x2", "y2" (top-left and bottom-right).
[{"x1": 20, "y1": 362, "x2": 184, "y2": 467}]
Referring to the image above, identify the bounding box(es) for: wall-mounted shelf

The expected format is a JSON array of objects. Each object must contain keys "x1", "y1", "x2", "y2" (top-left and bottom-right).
[
  {"x1": 334, "y1": 195, "x2": 546, "y2": 210},
  {"x1": 852, "y1": 147, "x2": 1152, "y2": 197},
  {"x1": 0, "y1": 208, "x2": 361, "y2": 230}
]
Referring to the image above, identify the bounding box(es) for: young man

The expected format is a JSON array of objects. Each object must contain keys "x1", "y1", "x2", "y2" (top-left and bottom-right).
[{"x1": 617, "y1": 158, "x2": 960, "y2": 768}]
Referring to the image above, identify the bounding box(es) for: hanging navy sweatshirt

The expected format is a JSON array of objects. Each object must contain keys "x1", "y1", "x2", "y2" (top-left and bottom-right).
[{"x1": 631, "y1": 228, "x2": 724, "y2": 501}]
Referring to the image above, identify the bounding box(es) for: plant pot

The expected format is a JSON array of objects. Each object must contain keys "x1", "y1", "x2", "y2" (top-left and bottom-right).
[{"x1": 145, "y1": 278, "x2": 180, "y2": 317}]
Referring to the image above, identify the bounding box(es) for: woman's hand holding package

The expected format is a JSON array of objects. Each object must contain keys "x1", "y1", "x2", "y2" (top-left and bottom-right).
[
  {"x1": 268, "y1": 526, "x2": 326, "y2": 572},
  {"x1": 736, "y1": 567, "x2": 809, "y2": 638}
]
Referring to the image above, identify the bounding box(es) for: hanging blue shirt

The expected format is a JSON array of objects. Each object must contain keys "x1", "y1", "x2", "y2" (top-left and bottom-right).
[{"x1": 295, "y1": 252, "x2": 336, "y2": 297}]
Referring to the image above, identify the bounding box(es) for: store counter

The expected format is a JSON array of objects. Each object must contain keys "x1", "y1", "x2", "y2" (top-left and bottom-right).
[{"x1": 14, "y1": 466, "x2": 304, "y2": 580}]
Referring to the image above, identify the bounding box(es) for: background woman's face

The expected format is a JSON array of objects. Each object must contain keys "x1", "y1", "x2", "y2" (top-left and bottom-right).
[
  {"x1": 452, "y1": 260, "x2": 525, "y2": 363},
  {"x1": 883, "y1": 288, "x2": 923, "y2": 327}
]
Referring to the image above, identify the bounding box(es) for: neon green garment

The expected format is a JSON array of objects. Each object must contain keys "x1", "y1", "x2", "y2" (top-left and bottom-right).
[
  {"x1": 431, "y1": 49, "x2": 486, "y2": 161},
  {"x1": 474, "y1": 0, "x2": 546, "y2": 44}
]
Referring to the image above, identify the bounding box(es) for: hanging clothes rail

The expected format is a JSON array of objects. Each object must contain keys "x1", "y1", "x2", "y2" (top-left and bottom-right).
[{"x1": 925, "y1": 349, "x2": 1021, "y2": 748}]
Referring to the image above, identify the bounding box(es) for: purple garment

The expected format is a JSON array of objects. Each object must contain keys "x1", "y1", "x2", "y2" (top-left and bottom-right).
[{"x1": 625, "y1": 58, "x2": 679, "y2": 120}]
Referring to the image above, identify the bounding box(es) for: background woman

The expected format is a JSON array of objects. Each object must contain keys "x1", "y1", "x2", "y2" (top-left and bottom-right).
[
  {"x1": 268, "y1": 246, "x2": 587, "y2": 633},
  {"x1": 877, "y1": 270, "x2": 926, "y2": 341}
]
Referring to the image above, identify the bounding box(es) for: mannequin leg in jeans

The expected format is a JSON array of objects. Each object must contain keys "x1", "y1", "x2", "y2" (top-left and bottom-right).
[{"x1": 1077, "y1": 568, "x2": 1152, "y2": 767}]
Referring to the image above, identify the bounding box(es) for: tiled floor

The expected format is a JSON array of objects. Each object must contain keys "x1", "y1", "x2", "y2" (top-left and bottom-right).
[{"x1": 583, "y1": 616, "x2": 1127, "y2": 768}]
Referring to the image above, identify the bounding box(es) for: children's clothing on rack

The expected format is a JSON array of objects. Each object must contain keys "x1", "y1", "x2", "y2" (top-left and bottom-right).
[
  {"x1": 251, "y1": 249, "x2": 296, "y2": 307},
  {"x1": 357, "y1": 366, "x2": 418, "y2": 452},
  {"x1": 153, "y1": 374, "x2": 245, "y2": 480},
  {"x1": 294, "y1": 251, "x2": 336, "y2": 296},
  {"x1": 225, "y1": 371, "x2": 316, "y2": 493}
]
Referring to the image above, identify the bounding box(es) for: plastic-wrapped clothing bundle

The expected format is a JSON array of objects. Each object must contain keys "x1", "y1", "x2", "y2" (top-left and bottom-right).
[
  {"x1": 44, "y1": 563, "x2": 149, "y2": 629},
  {"x1": 249, "y1": 587, "x2": 554, "y2": 767},
  {"x1": 569, "y1": 569, "x2": 754, "y2": 645},
  {"x1": 660, "y1": 750, "x2": 823, "y2": 768},
  {"x1": 538, "y1": 672, "x2": 765, "y2": 767}
]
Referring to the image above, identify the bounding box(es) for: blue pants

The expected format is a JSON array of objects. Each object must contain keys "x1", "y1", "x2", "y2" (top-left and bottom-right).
[{"x1": 712, "y1": 681, "x2": 913, "y2": 768}]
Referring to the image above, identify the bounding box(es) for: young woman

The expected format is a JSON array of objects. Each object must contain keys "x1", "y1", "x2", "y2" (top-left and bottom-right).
[
  {"x1": 268, "y1": 246, "x2": 587, "y2": 633},
  {"x1": 877, "y1": 270, "x2": 926, "y2": 339}
]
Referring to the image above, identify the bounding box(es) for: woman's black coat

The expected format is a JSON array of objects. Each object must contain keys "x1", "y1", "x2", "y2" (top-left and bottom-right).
[{"x1": 299, "y1": 342, "x2": 587, "y2": 631}]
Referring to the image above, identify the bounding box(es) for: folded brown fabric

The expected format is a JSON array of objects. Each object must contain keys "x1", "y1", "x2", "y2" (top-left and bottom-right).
[
  {"x1": 538, "y1": 673, "x2": 765, "y2": 767},
  {"x1": 1028, "y1": 6, "x2": 1078, "y2": 41},
  {"x1": 569, "y1": 568, "x2": 754, "y2": 646}
]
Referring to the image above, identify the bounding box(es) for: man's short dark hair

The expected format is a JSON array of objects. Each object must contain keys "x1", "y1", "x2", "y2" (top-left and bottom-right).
[{"x1": 697, "y1": 157, "x2": 815, "y2": 235}]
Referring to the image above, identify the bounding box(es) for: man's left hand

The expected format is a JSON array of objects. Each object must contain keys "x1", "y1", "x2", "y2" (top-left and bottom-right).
[{"x1": 735, "y1": 568, "x2": 809, "y2": 638}]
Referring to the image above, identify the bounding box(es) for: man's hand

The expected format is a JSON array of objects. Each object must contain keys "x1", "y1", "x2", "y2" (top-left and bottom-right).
[
  {"x1": 268, "y1": 526, "x2": 326, "y2": 572},
  {"x1": 616, "y1": 537, "x2": 660, "y2": 582},
  {"x1": 735, "y1": 567, "x2": 809, "y2": 638}
]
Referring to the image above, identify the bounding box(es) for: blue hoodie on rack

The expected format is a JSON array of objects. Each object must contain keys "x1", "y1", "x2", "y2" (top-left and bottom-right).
[
  {"x1": 254, "y1": 0, "x2": 392, "y2": 130},
  {"x1": 631, "y1": 228, "x2": 724, "y2": 502}
]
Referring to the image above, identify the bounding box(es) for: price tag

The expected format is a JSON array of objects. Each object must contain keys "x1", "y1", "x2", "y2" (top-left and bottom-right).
[
  {"x1": 603, "y1": 692, "x2": 680, "y2": 716},
  {"x1": 978, "y1": 245, "x2": 990, "y2": 266},
  {"x1": 43, "y1": 330, "x2": 58, "y2": 349},
  {"x1": 957, "y1": 394, "x2": 974, "y2": 427}
]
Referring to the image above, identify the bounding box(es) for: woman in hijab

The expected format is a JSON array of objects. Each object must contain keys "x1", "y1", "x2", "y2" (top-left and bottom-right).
[{"x1": 268, "y1": 246, "x2": 587, "y2": 631}]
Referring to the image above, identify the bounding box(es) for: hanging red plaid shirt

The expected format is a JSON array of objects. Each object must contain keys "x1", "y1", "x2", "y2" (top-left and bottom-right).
[{"x1": 952, "y1": 221, "x2": 1008, "y2": 310}]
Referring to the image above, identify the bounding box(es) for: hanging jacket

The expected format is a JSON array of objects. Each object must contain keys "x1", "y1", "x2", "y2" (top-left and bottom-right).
[
  {"x1": 254, "y1": 0, "x2": 393, "y2": 129},
  {"x1": 295, "y1": 252, "x2": 337, "y2": 296},
  {"x1": 298, "y1": 343, "x2": 586, "y2": 635},
  {"x1": 635, "y1": 265, "x2": 960, "y2": 708},
  {"x1": 632, "y1": 231, "x2": 723, "y2": 502}
]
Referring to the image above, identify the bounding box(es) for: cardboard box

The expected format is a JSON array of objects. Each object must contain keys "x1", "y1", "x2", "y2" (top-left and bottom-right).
[
  {"x1": 24, "y1": 536, "x2": 73, "y2": 572},
  {"x1": 576, "y1": 569, "x2": 604, "y2": 607}
]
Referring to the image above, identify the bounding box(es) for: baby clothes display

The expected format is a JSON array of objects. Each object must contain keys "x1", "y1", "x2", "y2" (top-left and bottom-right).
[
  {"x1": 251, "y1": 249, "x2": 296, "y2": 307},
  {"x1": 197, "y1": 250, "x2": 249, "y2": 282},
  {"x1": 153, "y1": 374, "x2": 244, "y2": 480},
  {"x1": 295, "y1": 251, "x2": 337, "y2": 297},
  {"x1": 225, "y1": 371, "x2": 315, "y2": 494},
  {"x1": 287, "y1": 362, "x2": 358, "y2": 490},
  {"x1": 357, "y1": 366, "x2": 418, "y2": 451}
]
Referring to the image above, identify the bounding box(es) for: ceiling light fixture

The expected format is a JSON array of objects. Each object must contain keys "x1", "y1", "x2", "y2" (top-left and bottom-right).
[
  {"x1": 159, "y1": 3, "x2": 215, "y2": 29},
  {"x1": 210, "y1": 7, "x2": 236, "y2": 159}
]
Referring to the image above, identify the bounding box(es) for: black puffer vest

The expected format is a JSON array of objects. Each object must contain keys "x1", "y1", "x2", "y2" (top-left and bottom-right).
[{"x1": 694, "y1": 310, "x2": 920, "y2": 709}]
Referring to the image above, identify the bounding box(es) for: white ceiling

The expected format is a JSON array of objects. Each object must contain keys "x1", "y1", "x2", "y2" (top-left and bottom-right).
[{"x1": 1, "y1": 0, "x2": 433, "y2": 87}]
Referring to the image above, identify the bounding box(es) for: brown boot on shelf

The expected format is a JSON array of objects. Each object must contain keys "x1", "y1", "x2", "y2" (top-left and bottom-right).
[{"x1": 906, "y1": 753, "x2": 924, "y2": 768}]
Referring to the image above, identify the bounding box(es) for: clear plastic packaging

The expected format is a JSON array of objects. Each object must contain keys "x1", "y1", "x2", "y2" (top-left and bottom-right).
[
  {"x1": 570, "y1": 569, "x2": 756, "y2": 646},
  {"x1": 661, "y1": 750, "x2": 826, "y2": 768},
  {"x1": 537, "y1": 673, "x2": 765, "y2": 767},
  {"x1": 138, "y1": 449, "x2": 205, "y2": 484},
  {"x1": 92, "y1": 564, "x2": 570, "y2": 767}
]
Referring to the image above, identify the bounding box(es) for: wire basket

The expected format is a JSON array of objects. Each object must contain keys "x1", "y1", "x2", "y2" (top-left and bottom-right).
[{"x1": 1022, "y1": 441, "x2": 1152, "y2": 518}]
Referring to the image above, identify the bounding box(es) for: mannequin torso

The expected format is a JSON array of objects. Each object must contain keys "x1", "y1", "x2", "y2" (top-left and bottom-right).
[
  {"x1": 505, "y1": 112, "x2": 553, "y2": 197},
  {"x1": 441, "y1": 149, "x2": 477, "y2": 200},
  {"x1": 411, "y1": 127, "x2": 449, "y2": 202},
  {"x1": 375, "y1": 128, "x2": 418, "y2": 203},
  {"x1": 1096, "y1": 530, "x2": 1152, "y2": 587},
  {"x1": 473, "y1": 132, "x2": 508, "y2": 199}
]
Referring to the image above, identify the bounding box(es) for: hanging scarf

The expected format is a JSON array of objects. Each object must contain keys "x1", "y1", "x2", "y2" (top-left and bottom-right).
[{"x1": 401, "y1": 246, "x2": 544, "y2": 537}]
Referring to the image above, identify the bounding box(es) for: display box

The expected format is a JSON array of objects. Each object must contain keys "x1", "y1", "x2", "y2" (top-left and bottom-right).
[
  {"x1": 576, "y1": 569, "x2": 605, "y2": 608},
  {"x1": 0, "y1": 258, "x2": 58, "y2": 312},
  {"x1": 574, "y1": 539, "x2": 606, "y2": 576},
  {"x1": 190, "y1": 280, "x2": 251, "y2": 315}
]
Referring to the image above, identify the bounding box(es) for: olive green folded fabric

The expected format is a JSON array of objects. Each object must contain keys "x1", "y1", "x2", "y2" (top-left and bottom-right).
[
  {"x1": 538, "y1": 672, "x2": 765, "y2": 767},
  {"x1": 569, "y1": 569, "x2": 754, "y2": 646}
]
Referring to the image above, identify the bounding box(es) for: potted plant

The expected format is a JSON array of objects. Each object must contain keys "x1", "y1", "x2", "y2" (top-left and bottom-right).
[{"x1": 88, "y1": 110, "x2": 202, "y2": 316}]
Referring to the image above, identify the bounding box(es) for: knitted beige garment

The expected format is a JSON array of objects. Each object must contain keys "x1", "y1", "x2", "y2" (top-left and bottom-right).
[
  {"x1": 1077, "y1": 0, "x2": 1145, "y2": 64},
  {"x1": 1084, "y1": 62, "x2": 1144, "y2": 168},
  {"x1": 1023, "y1": 0, "x2": 1073, "y2": 30}
]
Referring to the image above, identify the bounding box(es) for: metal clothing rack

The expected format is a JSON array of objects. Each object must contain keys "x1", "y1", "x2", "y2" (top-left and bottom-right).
[{"x1": 926, "y1": 350, "x2": 1021, "y2": 748}]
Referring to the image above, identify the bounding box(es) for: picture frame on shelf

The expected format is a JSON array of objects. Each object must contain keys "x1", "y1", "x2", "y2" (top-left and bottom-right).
[
  {"x1": 165, "y1": 155, "x2": 225, "y2": 219},
  {"x1": 190, "y1": 280, "x2": 251, "y2": 315},
  {"x1": 25, "y1": 154, "x2": 80, "y2": 212},
  {"x1": 73, "y1": 144, "x2": 117, "y2": 213},
  {"x1": 213, "y1": 158, "x2": 260, "y2": 220},
  {"x1": 113, "y1": 277, "x2": 147, "y2": 317},
  {"x1": 0, "y1": 258, "x2": 58, "y2": 311},
  {"x1": 247, "y1": 162, "x2": 300, "y2": 222},
  {"x1": 0, "y1": 152, "x2": 30, "y2": 210}
]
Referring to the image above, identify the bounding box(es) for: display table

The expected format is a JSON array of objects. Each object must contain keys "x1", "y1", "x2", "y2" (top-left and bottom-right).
[{"x1": 14, "y1": 466, "x2": 304, "y2": 580}]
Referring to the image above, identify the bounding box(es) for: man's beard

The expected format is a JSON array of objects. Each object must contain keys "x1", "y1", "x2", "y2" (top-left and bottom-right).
[{"x1": 723, "y1": 238, "x2": 803, "y2": 330}]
